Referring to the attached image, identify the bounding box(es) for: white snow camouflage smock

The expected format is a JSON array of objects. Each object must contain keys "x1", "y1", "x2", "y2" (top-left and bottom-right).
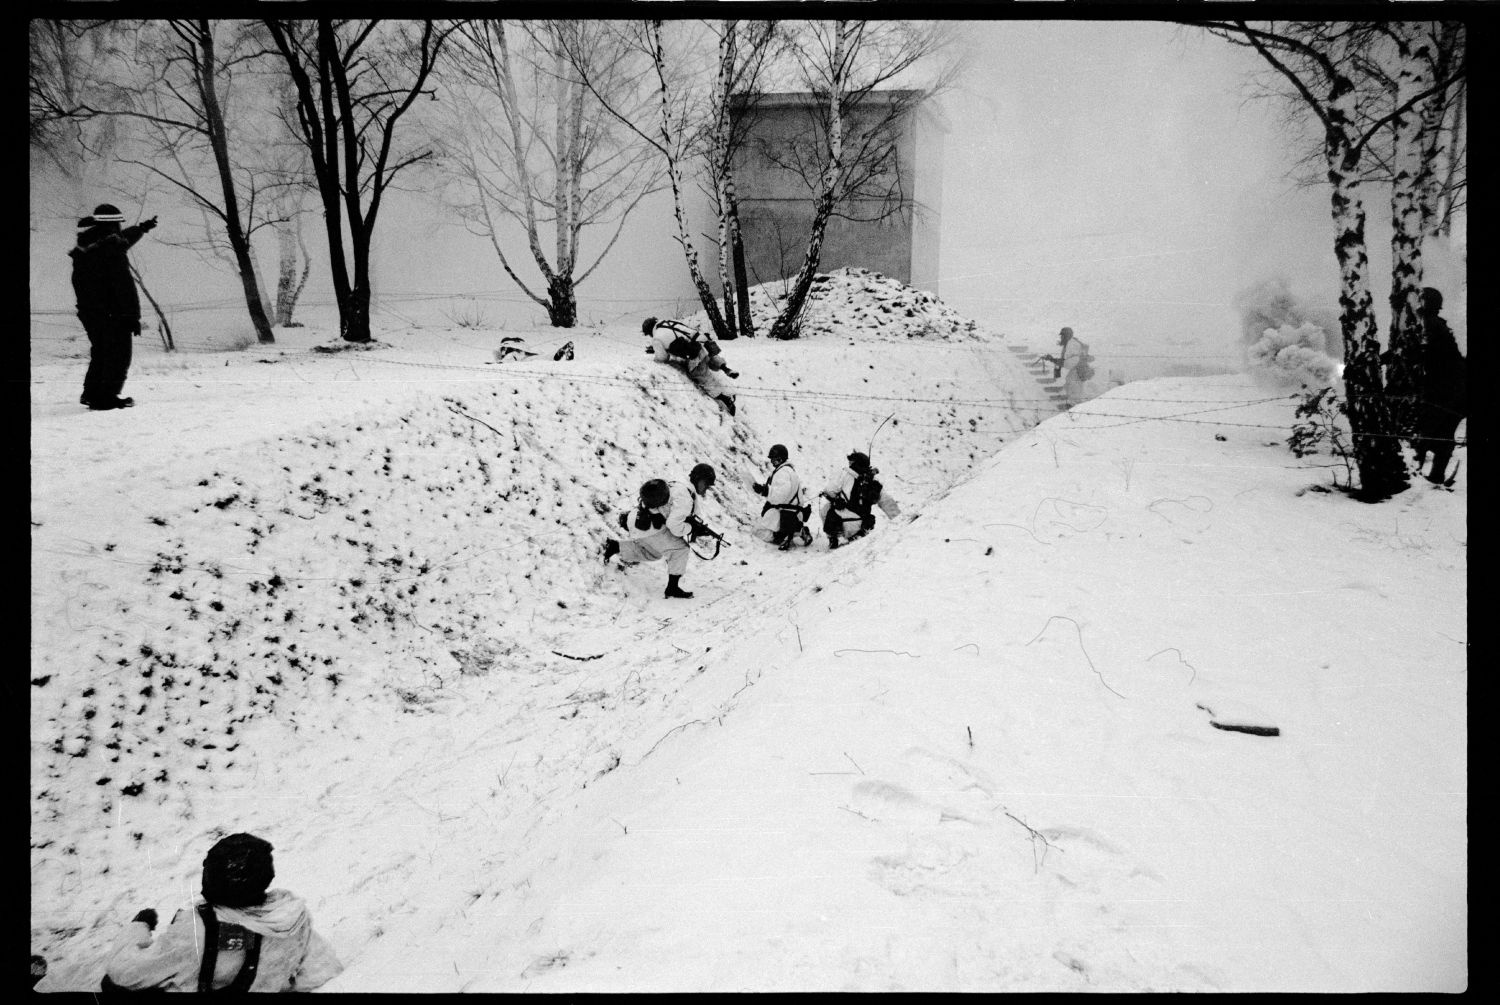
[{"x1": 102, "y1": 888, "x2": 343, "y2": 992}]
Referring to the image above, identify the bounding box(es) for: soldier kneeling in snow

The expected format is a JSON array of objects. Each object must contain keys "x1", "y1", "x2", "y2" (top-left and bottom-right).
[
  {"x1": 101, "y1": 833, "x2": 342, "y2": 993},
  {"x1": 642, "y1": 316, "x2": 739, "y2": 416},
  {"x1": 603, "y1": 463, "x2": 721, "y2": 599},
  {"x1": 752, "y1": 443, "x2": 812, "y2": 550},
  {"x1": 818, "y1": 450, "x2": 899, "y2": 550}
]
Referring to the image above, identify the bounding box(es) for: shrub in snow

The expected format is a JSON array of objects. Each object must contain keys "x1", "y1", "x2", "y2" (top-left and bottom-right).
[
  {"x1": 1288, "y1": 386, "x2": 1355, "y2": 490},
  {"x1": 442, "y1": 297, "x2": 494, "y2": 330},
  {"x1": 1247, "y1": 322, "x2": 1340, "y2": 390}
]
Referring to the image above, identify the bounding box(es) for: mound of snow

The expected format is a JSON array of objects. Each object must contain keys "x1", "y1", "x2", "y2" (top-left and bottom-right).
[{"x1": 678, "y1": 268, "x2": 988, "y2": 342}]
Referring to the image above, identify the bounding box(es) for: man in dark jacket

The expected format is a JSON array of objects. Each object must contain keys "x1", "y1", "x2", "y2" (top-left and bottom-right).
[
  {"x1": 1412, "y1": 287, "x2": 1467, "y2": 484},
  {"x1": 70, "y1": 203, "x2": 158, "y2": 410}
]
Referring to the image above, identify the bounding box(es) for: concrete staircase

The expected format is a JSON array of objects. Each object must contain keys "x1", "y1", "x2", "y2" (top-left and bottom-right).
[{"x1": 1006, "y1": 345, "x2": 1070, "y2": 411}]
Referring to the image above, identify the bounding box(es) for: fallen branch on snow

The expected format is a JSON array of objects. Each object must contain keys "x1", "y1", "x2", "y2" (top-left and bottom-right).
[{"x1": 552, "y1": 651, "x2": 604, "y2": 662}]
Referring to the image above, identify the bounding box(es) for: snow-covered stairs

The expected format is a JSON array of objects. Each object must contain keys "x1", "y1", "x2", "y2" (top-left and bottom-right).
[{"x1": 1006, "y1": 344, "x2": 1069, "y2": 410}]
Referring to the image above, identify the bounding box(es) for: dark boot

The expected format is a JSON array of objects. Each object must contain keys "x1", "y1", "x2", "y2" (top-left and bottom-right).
[
  {"x1": 664, "y1": 574, "x2": 694, "y2": 599},
  {"x1": 716, "y1": 394, "x2": 736, "y2": 416},
  {"x1": 602, "y1": 538, "x2": 620, "y2": 564},
  {"x1": 827, "y1": 534, "x2": 840, "y2": 550}
]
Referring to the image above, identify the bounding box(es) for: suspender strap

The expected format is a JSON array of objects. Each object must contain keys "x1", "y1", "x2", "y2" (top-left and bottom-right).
[
  {"x1": 197, "y1": 905, "x2": 218, "y2": 993},
  {"x1": 760, "y1": 465, "x2": 802, "y2": 516},
  {"x1": 196, "y1": 903, "x2": 262, "y2": 992}
]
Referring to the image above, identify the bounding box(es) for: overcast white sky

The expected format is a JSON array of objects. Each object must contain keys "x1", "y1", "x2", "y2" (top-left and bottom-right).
[{"x1": 34, "y1": 18, "x2": 1462, "y2": 375}]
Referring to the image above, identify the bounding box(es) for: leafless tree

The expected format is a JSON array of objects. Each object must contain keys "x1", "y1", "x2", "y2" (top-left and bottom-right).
[
  {"x1": 33, "y1": 20, "x2": 287, "y2": 344},
  {"x1": 697, "y1": 19, "x2": 788, "y2": 338},
  {"x1": 762, "y1": 20, "x2": 960, "y2": 340},
  {"x1": 265, "y1": 19, "x2": 461, "y2": 343},
  {"x1": 1190, "y1": 20, "x2": 1463, "y2": 500},
  {"x1": 28, "y1": 20, "x2": 132, "y2": 177},
  {"x1": 562, "y1": 19, "x2": 954, "y2": 343},
  {"x1": 1230, "y1": 22, "x2": 1465, "y2": 440},
  {"x1": 437, "y1": 20, "x2": 661, "y2": 328}
]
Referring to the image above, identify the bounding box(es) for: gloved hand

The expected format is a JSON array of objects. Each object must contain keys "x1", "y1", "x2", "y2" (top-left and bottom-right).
[
  {"x1": 132, "y1": 909, "x2": 158, "y2": 930},
  {"x1": 140, "y1": 216, "x2": 158, "y2": 232},
  {"x1": 753, "y1": 482, "x2": 767, "y2": 496}
]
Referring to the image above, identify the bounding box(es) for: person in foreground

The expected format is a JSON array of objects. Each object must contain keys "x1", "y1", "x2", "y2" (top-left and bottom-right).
[{"x1": 101, "y1": 832, "x2": 343, "y2": 992}]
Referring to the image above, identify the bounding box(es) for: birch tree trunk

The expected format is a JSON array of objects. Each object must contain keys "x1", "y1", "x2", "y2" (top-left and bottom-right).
[
  {"x1": 1420, "y1": 24, "x2": 1464, "y2": 239},
  {"x1": 768, "y1": 21, "x2": 848, "y2": 341},
  {"x1": 1383, "y1": 24, "x2": 1436, "y2": 437},
  {"x1": 648, "y1": 20, "x2": 729, "y2": 337},
  {"x1": 1325, "y1": 81, "x2": 1408, "y2": 499},
  {"x1": 273, "y1": 210, "x2": 310, "y2": 326},
  {"x1": 727, "y1": 192, "x2": 754, "y2": 336},
  {"x1": 713, "y1": 23, "x2": 739, "y2": 338}
]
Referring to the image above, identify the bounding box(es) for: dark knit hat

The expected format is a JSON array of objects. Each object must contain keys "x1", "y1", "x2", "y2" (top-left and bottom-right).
[
  {"x1": 1058, "y1": 326, "x2": 1074, "y2": 343},
  {"x1": 641, "y1": 316, "x2": 658, "y2": 337},
  {"x1": 91, "y1": 203, "x2": 125, "y2": 223},
  {"x1": 768, "y1": 444, "x2": 788, "y2": 464},
  {"x1": 847, "y1": 451, "x2": 871, "y2": 473},
  {"x1": 201, "y1": 833, "x2": 275, "y2": 908},
  {"x1": 1421, "y1": 287, "x2": 1443, "y2": 312},
  {"x1": 690, "y1": 462, "x2": 716, "y2": 487},
  {"x1": 76, "y1": 216, "x2": 96, "y2": 232}
]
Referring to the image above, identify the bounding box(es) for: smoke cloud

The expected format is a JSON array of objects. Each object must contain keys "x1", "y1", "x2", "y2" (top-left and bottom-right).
[{"x1": 1233, "y1": 276, "x2": 1343, "y2": 390}]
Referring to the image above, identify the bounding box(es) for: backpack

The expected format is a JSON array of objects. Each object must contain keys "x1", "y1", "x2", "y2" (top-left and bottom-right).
[
  {"x1": 1075, "y1": 357, "x2": 1095, "y2": 382},
  {"x1": 667, "y1": 335, "x2": 701, "y2": 360},
  {"x1": 848, "y1": 471, "x2": 882, "y2": 515}
]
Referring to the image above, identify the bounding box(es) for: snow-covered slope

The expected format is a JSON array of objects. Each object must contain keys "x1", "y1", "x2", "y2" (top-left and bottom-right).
[{"x1": 30, "y1": 280, "x2": 1466, "y2": 992}]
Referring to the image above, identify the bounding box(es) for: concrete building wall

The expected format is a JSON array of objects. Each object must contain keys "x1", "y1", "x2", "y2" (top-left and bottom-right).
[
  {"x1": 729, "y1": 92, "x2": 943, "y2": 294},
  {"x1": 909, "y1": 105, "x2": 946, "y2": 294}
]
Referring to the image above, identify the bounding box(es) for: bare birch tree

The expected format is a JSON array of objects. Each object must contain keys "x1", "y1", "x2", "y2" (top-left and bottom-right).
[
  {"x1": 438, "y1": 20, "x2": 660, "y2": 328},
  {"x1": 763, "y1": 20, "x2": 959, "y2": 340},
  {"x1": 1191, "y1": 20, "x2": 1462, "y2": 499},
  {"x1": 265, "y1": 19, "x2": 460, "y2": 343},
  {"x1": 700, "y1": 19, "x2": 787, "y2": 338},
  {"x1": 561, "y1": 19, "x2": 952, "y2": 342}
]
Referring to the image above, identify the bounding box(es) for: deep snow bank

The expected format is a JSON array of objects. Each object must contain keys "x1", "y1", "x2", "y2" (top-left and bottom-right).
[
  {"x1": 32, "y1": 291, "x2": 1052, "y2": 986},
  {"x1": 678, "y1": 267, "x2": 988, "y2": 342}
]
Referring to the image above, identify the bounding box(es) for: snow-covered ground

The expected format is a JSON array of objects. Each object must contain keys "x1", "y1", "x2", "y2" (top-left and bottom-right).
[{"x1": 30, "y1": 272, "x2": 1465, "y2": 992}]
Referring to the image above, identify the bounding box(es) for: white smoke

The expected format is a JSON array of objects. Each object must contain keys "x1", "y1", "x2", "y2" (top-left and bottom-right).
[
  {"x1": 1245, "y1": 322, "x2": 1340, "y2": 390},
  {"x1": 1233, "y1": 276, "x2": 1342, "y2": 390}
]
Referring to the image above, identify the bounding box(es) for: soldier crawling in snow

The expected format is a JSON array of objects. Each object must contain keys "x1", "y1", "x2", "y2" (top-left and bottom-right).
[
  {"x1": 818, "y1": 450, "x2": 900, "y2": 550},
  {"x1": 642, "y1": 316, "x2": 739, "y2": 415},
  {"x1": 752, "y1": 443, "x2": 813, "y2": 550},
  {"x1": 603, "y1": 463, "x2": 722, "y2": 598}
]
